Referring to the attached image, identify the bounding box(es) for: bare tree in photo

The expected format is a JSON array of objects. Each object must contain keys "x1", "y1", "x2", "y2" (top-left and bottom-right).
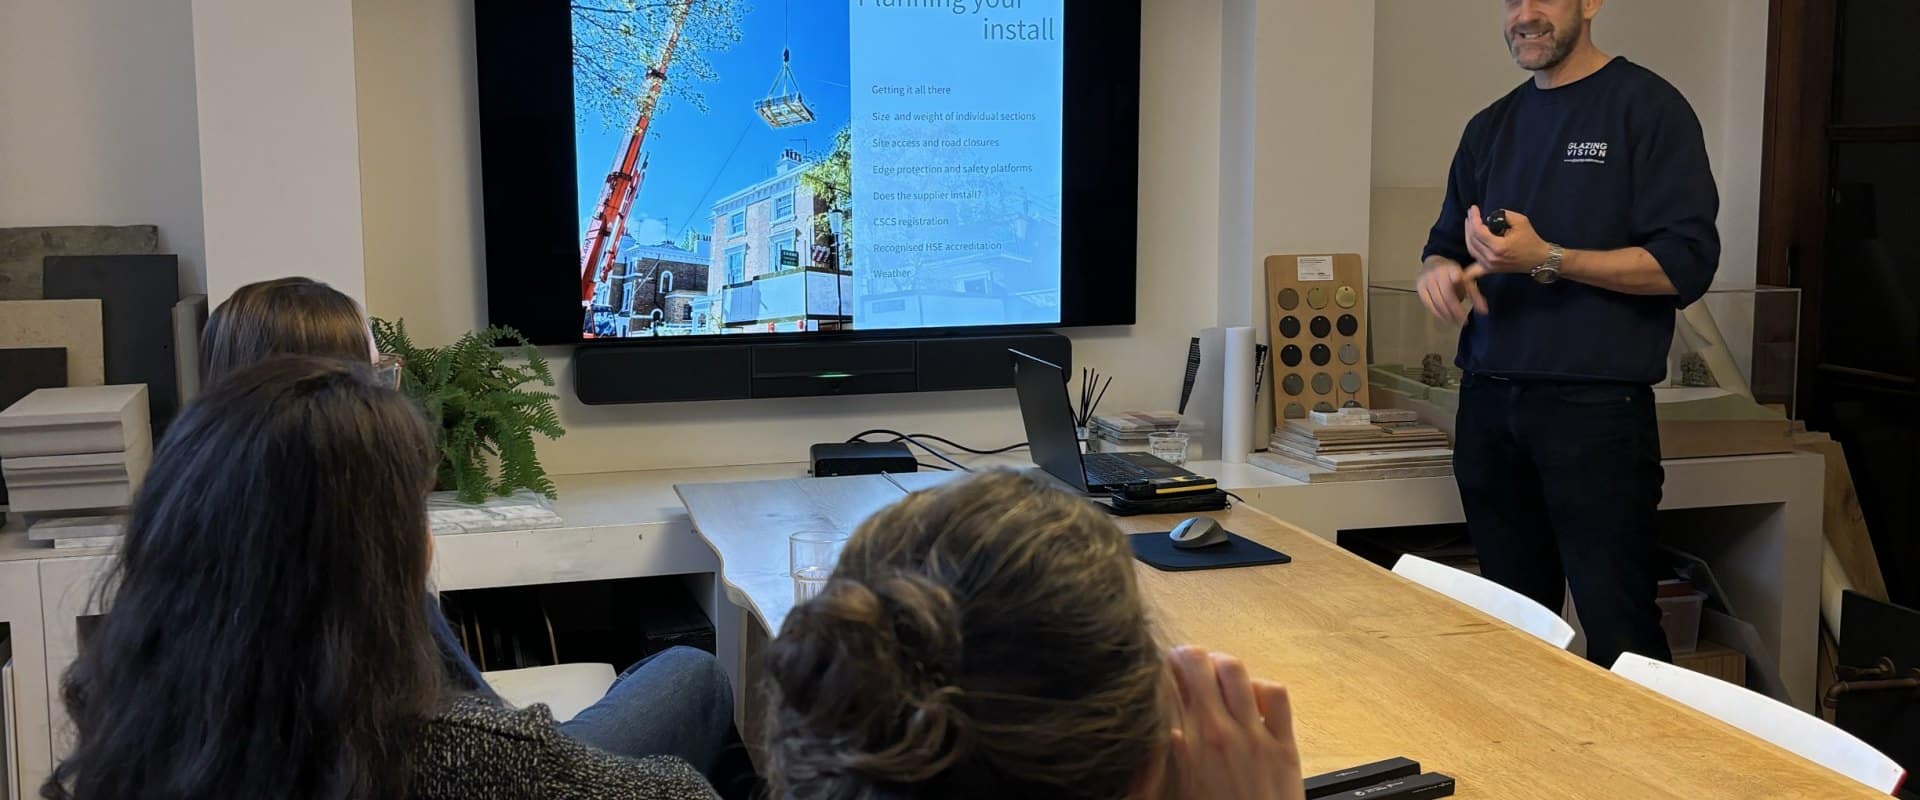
[{"x1": 572, "y1": 0, "x2": 751, "y2": 127}]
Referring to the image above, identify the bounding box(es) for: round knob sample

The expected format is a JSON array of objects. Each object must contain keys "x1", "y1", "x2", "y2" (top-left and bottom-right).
[
  {"x1": 1279, "y1": 315, "x2": 1301, "y2": 338},
  {"x1": 1313, "y1": 401, "x2": 1336, "y2": 413},
  {"x1": 1311, "y1": 372, "x2": 1333, "y2": 395},
  {"x1": 1337, "y1": 314, "x2": 1359, "y2": 336},
  {"x1": 1310, "y1": 344, "x2": 1332, "y2": 366},
  {"x1": 1340, "y1": 371, "x2": 1363, "y2": 393},
  {"x1": 1277, "y1": 288, "x2": 1300, "y2": 311},
  {"x1": 1310, "y1": 316, "x2": 1332, "y2": 338},
  {"x1": 1335, "y1": 285, "x2": 1358, "y2": 308},
  {"x1": 1281, "y1": 373, "x2": 1305, "y2": 396},
  {"x1": 1280, "y1": 345, "x2": 1302, "y2": 367},
  {"x1": 1306, "y1": 287, "x2": 1330, "y2": 309},
  {"x1": 1339, "y1": 343, "x2": 1360, "y2": 365},
  {"x1": 1283, "y1": 402, "x2": 1307, "y2": 419}
]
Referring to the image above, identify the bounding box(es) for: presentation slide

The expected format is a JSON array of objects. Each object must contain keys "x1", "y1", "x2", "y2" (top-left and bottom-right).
[{"x1": 573, "y1": 0, "x2": 1064, "y2": 339}]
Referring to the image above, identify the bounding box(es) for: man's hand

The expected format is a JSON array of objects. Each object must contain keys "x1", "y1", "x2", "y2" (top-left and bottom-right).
[
  {"x1": 1166, "y1": 646, "x2": 1306, "y2": 800},
  {"x1": 1465, "y1": 205, "x2": 1551, "y2": 274},
  {"x1": 1417, "y1": 257, "x2": 1487, "y2": 324}
]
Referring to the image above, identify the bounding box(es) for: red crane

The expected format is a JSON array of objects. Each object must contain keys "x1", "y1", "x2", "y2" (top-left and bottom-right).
[{"x1": 580, "y1": 0, "x2": 695, "y2": 313}]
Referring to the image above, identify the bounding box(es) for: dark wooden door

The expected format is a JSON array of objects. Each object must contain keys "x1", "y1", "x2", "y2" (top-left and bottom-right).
[{"x1": 1761, "y1": 0, "x2": 1920, "y2": 606}]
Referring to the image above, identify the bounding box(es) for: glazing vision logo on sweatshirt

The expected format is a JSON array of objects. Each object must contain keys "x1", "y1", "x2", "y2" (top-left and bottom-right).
[{"x1": 1565, "y1": 141, "x2": 1609, "y2": 164}]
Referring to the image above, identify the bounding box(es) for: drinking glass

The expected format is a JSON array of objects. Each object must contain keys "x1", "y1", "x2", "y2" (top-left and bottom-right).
[
  {"x1": 1148, "y1": 432, "x2": 1191, "y2": 466},
  {"x1": 791, "y1": 530, "x2": 850, "y2": 604}
]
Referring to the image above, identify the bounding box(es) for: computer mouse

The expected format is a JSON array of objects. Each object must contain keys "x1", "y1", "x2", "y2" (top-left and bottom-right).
[{"x1": 1169, "y1": 517, "x2": 1229, "y2": 550}]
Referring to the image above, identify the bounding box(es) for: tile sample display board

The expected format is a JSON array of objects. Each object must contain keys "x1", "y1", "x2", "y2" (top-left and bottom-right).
[
  {"x1": 0, "y1": 225, "x2": 158, "y2": 300},
  {"x1": 0, "y1": 300, "x2": 104, "y2": 386},
  {"x1": 43, "y1": 256, "x2": 180, "y2": 432},
  {"x1": 1266, "y1": 253, "x2": 1369, "y2": 423}
]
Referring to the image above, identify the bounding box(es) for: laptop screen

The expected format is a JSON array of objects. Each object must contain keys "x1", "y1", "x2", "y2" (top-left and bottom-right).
[{"x1": 1009, "y1": 349, "x2": 1089, "y2": 491}]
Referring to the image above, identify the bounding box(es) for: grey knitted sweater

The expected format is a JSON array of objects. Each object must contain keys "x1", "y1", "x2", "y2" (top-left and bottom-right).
[{"x1": 411, "y1": 695, "x2": 720, "y2": 799}]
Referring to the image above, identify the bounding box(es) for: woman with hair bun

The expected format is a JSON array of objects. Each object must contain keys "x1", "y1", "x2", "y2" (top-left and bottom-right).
[{"x1": 764, "y1": 469, "x2": 1305, "y2": 800}]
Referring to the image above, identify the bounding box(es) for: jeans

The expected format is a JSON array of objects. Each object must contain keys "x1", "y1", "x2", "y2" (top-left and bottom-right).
[
  {"x1": 1452, "y1": 374, "x2": 1674, "y2": 667},
  {"x1": 558, "y1": 646, "x2": 759, "y2": 800}
]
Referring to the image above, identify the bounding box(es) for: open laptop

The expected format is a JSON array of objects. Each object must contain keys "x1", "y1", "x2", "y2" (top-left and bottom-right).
[{"x1": 1010, "y1": 349, "x2": 1198, "y2": 494}]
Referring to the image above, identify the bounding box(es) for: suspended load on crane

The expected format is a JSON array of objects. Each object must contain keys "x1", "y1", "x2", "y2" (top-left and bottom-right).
[{"x1": 756, "y1": 48, "x2": 814, "y2": 129}]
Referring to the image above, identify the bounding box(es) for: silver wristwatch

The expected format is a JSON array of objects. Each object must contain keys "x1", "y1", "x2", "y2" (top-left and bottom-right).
[{"x1": 1531, "y1": 244, "x2": 1564, "y2": 284}]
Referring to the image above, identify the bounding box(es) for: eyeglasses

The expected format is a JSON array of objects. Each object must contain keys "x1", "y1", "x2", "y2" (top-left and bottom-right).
[{"x1": 374, "y1": 353, "x2": 404, "y2": 389}]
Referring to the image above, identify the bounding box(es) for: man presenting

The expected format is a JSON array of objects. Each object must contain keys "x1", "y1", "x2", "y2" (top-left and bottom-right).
[{"x1": 1418, "y1": 0, "x2": 1718, "y2": 666}]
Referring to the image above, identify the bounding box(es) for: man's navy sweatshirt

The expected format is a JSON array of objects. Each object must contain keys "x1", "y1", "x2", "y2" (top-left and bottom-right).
[{"x1": 1422, "y1": 56, "x2": 1720, "y2": 385}]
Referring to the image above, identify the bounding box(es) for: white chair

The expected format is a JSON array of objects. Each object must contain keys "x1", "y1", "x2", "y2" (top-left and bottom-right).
[
  {"x1": 1611, "y1": 652, "x2": 1906, "y2": 793},
  {"x1": 482, "y1": 663, "x2": 618, "y2": 723},
  {"x1": 1391, "y1": 554, "x2": 1576, "y2": 649}
]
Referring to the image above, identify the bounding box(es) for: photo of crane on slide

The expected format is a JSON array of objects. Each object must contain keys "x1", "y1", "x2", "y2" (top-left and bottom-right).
[
  {"x1": 573, "y1": 0, "x2": 851, "y2": 338},
  {"x1": 572, "y1": 0, "x2": 1063, "y2": 338}
]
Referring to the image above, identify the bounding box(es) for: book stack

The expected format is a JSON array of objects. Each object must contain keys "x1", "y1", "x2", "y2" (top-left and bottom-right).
[
  {"x1": 1086, "y1": 411, "x2": 1199, "y2": 457},
  {"x1": 0, "y1": 384, "x2": 150, "y2": 548},
  {"x1": 1251, "y1": 408, "x2": 1453, "y2": 483}
]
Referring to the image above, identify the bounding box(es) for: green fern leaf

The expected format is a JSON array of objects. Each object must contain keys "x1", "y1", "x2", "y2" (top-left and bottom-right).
[{"x1": 371, "y1": 318, "x2": 567, "y2": 503}]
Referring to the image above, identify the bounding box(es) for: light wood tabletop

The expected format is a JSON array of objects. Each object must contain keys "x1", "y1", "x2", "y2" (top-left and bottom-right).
[{"x1": 676, "y1": 472, "x2": 1881, "y2": 799}]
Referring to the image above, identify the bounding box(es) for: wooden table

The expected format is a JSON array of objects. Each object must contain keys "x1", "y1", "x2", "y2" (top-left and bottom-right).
[{"x1": 676, "y1": 471, "x2": 1878, "y2": 799}]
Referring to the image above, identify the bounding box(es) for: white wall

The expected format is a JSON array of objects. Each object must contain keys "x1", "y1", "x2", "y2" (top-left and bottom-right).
[
  {"x1": 1369, "y1": 0, "x2": 1769, "y2": 376},
  {"x1": 193, "y1": 0, "x2": 366, "y2": 303},
  {"x1": 1249, "y1": 1, "x2": 1376, "y2": 287},
  {"x1": 0, "y1": 0, "x2": 207, "y2": 295},
  {"x1": 352, "y1": 0, "x2": 488, "y2": 338},
  {"x1": 355, "y1": 0, "x2": 1351, "y2": 475}
]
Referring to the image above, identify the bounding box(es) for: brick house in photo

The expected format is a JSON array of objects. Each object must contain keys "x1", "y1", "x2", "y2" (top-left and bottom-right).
[{"x1": 598, "y1": 239, "x2": 710, "y2": 336}]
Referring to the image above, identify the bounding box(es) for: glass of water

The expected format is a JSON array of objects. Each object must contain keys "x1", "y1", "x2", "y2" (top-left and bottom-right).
[
  {"x1": 790, "y1": 530, "x2": 850, "y2": 604},
  {"x1": 1148, "y1": 431, "x2": 1191, "y2": 466}
]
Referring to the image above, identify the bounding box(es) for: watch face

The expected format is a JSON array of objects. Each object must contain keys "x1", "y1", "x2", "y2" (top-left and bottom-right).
[{"x1": 1532, "y1": 268, "x2": 1560, "y2": 285}]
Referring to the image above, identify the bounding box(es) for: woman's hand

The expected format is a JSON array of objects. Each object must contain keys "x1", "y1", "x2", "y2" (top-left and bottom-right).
[{"x1": 1166, "y1": 646, "x2": 1305, "y2": 800}]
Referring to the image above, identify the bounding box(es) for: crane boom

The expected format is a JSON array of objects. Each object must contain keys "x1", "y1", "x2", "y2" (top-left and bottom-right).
[{"x1": 579, "y1": 0, "x2": 695, "y2": 310}]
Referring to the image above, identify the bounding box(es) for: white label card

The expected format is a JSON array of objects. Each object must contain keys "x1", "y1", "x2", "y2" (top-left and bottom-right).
[{"x1": 1296, "y1": 256, "x2": 1334, "y2": 282}]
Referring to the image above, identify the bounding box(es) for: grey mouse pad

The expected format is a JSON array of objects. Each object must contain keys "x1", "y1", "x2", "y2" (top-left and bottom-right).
[{"x1": 1128, "y1": 531, "x2": 1291, "y2": 572}]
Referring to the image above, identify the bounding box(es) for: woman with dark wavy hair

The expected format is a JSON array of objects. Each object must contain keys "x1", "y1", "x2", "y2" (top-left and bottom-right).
[
  {"x1": 764, "y1": 469, "x2": 1306, "y2": 800},
  {"x1": 193, "y1": 277, "x2": 758, "y2": 797},
  {"x1": 44, "y1": 358, "x2": 717, "y2": 799}
]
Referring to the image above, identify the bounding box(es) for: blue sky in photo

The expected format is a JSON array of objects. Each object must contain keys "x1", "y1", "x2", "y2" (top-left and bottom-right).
[{"x1": 574, "y1": 1, "x2": 852, "y2": 247}]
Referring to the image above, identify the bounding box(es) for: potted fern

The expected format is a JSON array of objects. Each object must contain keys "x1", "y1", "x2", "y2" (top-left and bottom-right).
[{"x1": 371, "y1": 319, "x2": 566, "y2": 505}]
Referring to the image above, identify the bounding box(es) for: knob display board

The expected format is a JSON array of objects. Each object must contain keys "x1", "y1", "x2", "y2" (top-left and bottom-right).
[{"x1": 1265, "y1": 253, "x2": 1368, "y2": 424}]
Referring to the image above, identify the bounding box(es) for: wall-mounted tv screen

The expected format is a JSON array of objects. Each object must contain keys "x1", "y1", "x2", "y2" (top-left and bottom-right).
[{"x1": 475, "y1": 0, "x2": 1139, "y2": 346}]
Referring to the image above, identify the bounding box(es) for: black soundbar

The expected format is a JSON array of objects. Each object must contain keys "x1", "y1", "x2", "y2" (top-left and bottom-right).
[{"x1": 572, "y1": 333, "x2": 1072, "y2": 404}]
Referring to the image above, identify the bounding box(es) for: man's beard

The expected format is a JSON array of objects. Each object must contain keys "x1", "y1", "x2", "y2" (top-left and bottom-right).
[{"x1": 1507, "y1": 16, "x2": 1581, "y2": 71}]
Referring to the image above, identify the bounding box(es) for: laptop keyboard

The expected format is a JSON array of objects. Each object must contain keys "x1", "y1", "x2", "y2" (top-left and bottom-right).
[{"x1": 1083, "y1": 455, "x2": 1159, "y2": 487}]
